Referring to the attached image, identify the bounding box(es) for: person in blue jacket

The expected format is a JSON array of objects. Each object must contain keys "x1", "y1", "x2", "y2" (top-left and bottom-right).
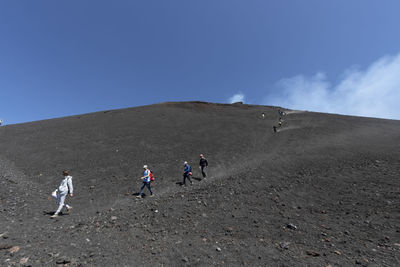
[
  {"x1": 136, "y1": 165, "x2": 153, "y2": 198},
  {"x1": 183, "y1": 161, "x2": 192, "y2": 186}
]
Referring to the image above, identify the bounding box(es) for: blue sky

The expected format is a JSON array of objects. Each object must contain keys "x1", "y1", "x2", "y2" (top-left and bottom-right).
[{"x1": 1, "y1": 0, "x2": 400, "y2": 124}]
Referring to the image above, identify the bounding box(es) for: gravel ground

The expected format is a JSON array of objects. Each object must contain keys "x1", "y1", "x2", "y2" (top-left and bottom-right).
[{"x1": 0, "y1": 101, "x2": 399, "y2": 266}]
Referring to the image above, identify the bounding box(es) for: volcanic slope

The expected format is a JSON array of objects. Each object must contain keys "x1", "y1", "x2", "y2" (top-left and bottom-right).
[{"x1": 0, "y1": 102, "x2": 399, "y2": 266}]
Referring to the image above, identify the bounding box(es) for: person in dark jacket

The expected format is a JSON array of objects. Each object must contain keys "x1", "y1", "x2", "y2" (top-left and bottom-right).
[
  {"x1": 183, "y1": 161, "x2": 192, "y2": 186},
  {"x1": 199, "y1": 154, "x2": 208, "y2": 178}
]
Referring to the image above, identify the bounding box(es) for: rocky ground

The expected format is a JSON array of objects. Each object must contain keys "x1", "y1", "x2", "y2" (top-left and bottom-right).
[{"x1": 0, "y1": 101, "x2": 399, "y2": 266}]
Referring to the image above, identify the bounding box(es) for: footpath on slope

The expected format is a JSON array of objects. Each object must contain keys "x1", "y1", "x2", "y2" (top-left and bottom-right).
[
  {"x1": 102, "y1": 109, "x2": 302, "y2": 213},
  {"x1": 0, "y1": 107, "x2": 327, "y2": 266}
]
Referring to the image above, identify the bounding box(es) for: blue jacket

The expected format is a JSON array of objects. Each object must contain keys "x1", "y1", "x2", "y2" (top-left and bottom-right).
[
  {"x1": 184, "y1": 164, "x2": 192, "y2": 174},
  {"x1": 143, "y1": 169, "x2": 151, "y2": 183}
]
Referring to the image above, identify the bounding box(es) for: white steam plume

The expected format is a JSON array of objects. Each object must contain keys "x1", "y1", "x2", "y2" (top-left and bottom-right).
[
  {"x1": 266, "y1": 53, "x2": 400, "y2": 120},
  {"x1": 228, "y1": 93, "x2": 245, "y2": 103}
]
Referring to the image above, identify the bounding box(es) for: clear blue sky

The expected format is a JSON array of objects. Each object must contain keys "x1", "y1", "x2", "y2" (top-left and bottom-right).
[{"x1": 1, "y1": 0, "x2": 400, "y2": 124}]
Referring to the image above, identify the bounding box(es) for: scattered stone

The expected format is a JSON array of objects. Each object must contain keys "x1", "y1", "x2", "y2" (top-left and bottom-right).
[
  {"x1": 394, "y1": 243, "x2": 400, "y2": 247},
  {"x1": 56, "y1": 258, "x2": 71, "y2": 264},
  {"x1": 182, "y1": 257, "x2": 189, "y2": 262},
  {"x1": 334, "y1": 250, "x2": 341, "y2": 255},
  {"x1": 287, "y1": 223, "x2": 297, "y2": 230},
  {"x1": 0, "y1": 244, "x2": 12, "y2": 250},
  {"x1": 216, "y1": 247, "x2": 222, "y2": 252},
  {"x1": 9, "y1": 246, "x2": 20, "y2": 253},
  {"x1": 19, "y1": 257, "x2": 29, "y2": 264},
  {"x1": 306, "y1": 250, "x2": 320, "y2": 257},
  {"x1": 279, "y1": 242, "x2": 290, "y2": 250},
  {"x1": 111, "y1": 216, "x2": 118, "y2": 221},
  {"x1": 0, "y1": 232, "x2": 9, "y2": 239}
]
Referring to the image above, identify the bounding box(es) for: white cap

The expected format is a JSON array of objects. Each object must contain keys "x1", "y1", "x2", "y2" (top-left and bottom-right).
[
  {"x1": 184, "y1": 161, "x2": 188, "y2": 165},
  {"x1": 143, "y1": 165, "x2": 148, "y2": 169}
]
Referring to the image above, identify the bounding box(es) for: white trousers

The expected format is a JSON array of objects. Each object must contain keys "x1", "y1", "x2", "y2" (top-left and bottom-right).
[{"x1": 55, "y1": 192, "x2": 70, "y2": 214}]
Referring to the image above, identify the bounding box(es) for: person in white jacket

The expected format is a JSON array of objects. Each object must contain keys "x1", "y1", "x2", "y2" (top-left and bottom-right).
[{"x1": 51, "y1": 170, "x2": 73, "y2": 218}]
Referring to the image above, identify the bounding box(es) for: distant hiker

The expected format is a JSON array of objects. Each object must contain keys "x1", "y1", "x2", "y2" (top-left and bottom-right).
[
  {"x1": 51, "y1": 170, "x2": 73, "y2": 218},
  {"x1": 183, "y1": 161, "x2": 192, "y2": 186},
  {"x1": 273, "y1": 126, "x2": 277, "y2": 132},
  {"x1": 261, "y1": 113, "x2": 265, "y2": 119},
  {"x1": 278, "y1": 117, "x2": 283, "y2": 127},
  {"x1": 137, "y1": 165, "x2": 153, "y2": 198},
  {"x1": 199, "y1": 154, "x2": 208, "y2": 178},
  {"x1": 278, "y1": 109, "x2": 285, "y2": 116}
]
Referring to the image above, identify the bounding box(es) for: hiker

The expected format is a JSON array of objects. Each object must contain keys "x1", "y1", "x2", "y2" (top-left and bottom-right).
[
  {"x1": 137, "y1": 165, "x2": 153, "y2": 198},
  {"x1": 51, "y1": 170, "x2": 73, "y2": 218},
  {"x1": 278, "y1": 117, "x2": 283, "y2": 126},
  {"x1": 261, "y1": 113, "x2": 265, "y2": 119},
  {"x1": 183, "y1": 161, "x2": 192, "y2": 186},
  {"x1": 273, "y1": 125, "x2": 277, "y2": 132},
  {"x1": 199, "y1": 154, "x2": 208, "y2": 178}
]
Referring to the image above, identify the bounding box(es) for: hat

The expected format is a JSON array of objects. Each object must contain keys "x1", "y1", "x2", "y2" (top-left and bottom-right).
[
  {"x1": 143, "y1": 165, "x2": 148, "y2": 169},
  {"x1": 63, "y1": 170, "x2": 69, "y2": 175},
  {"x1": 184, "y1": 161, "x2": 188, "y2": 165}
]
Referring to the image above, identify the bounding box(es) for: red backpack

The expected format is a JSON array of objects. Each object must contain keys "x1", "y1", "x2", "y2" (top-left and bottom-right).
[{"x1": 149, "y1": 170, "x2": 155, "y2": 185}]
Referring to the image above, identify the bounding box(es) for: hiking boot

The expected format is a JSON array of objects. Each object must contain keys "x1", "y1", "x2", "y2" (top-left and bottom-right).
[
  {"x1": 66, "y1": 206, "x2": 73, "y2": 212},
  {"x1": 50, "y1": 214, "x2": 58, "y2": 219},
  {"x1": 149, "y1": 194, "x2": 154, "y2": 198},
  {"x1": 136, "y1": 195, "x2": 142, "y2": 199}
]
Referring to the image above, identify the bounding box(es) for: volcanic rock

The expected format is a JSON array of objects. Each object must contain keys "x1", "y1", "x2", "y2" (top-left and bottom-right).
[{"x1": 0, "y1": 102, "x2": 399, "y2": 266}]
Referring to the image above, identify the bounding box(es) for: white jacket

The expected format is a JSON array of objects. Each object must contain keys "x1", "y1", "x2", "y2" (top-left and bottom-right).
[{"x1": 56, "y1": 175, "x2": 73, "y2": 194}]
